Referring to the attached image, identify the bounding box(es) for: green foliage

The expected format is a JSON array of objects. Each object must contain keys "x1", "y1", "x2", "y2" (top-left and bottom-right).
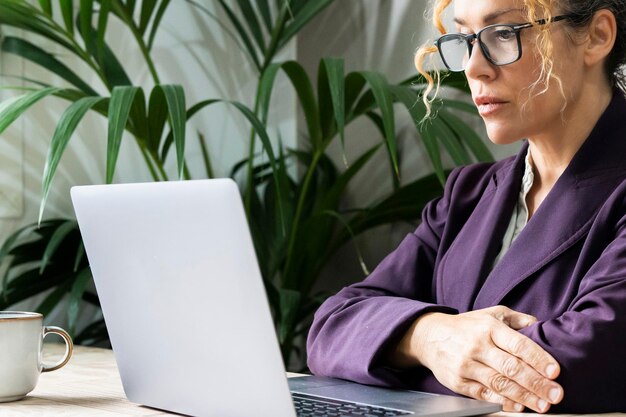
[
  {"x1": 0, "y1": 219, "x2": 106, "y2": 344},
  {"x1": 0, "y1": 0, "x2": 491, "y2": 369}
]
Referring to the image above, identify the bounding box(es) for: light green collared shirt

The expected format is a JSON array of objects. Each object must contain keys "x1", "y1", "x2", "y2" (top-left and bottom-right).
[{"x1": 492, "y1": 148, "x2": 534, "y2": 267}]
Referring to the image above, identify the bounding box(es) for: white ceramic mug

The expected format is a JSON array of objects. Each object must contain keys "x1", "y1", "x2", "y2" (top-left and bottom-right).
[{"x1": 0, "y1": 311, "x2": 73, "y2": 402}]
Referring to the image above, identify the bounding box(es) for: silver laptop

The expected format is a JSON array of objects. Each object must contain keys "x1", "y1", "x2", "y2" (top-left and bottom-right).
[{"x1": 71, "y1": 179, "x2": 500, "y2": 417}]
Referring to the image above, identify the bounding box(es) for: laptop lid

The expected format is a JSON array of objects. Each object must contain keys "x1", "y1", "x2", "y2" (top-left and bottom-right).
[
  {"x1": 72, "y1": 179, "x2": 500, "y2": 417},
  {"x1": 72, "y1": 179, "x2": 297, "y2": 416}
]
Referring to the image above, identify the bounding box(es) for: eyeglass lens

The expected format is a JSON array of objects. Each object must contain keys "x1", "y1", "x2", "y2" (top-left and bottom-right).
[{"x1": 438, "y1": 26, "x2": 521, "y2": 71}]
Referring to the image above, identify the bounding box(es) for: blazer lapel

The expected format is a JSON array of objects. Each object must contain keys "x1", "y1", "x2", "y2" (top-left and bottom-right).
[
  {"x1": 473, "y1": 89, "x2": 626, "y2": 309},
  {"x1": 439, "y1": 145, "x2": 527, "y2": 312}
]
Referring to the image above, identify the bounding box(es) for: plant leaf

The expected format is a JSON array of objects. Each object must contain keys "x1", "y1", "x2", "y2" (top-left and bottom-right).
[
  {"x1": 319, "y1": 145, "x2": 380, "y2": 211},
  {"x1": 38, "y1": 0, "x2": 52, "y2": 15},
  {"x1": 321, "y1": 210, "x2": 370, "y2": 275},
  {"x1": 148, "y1": 86, "x2": 168, "y2": 154},
  {"x1": 428, "y1": 109, "x2": 471, "y2": 166},
  {"x1": 159, "y1": 98, "x2": 219, "y2": 161},
  {"x1": 197, "y1": 132, "x2": 214, "y2": 178},
  {"x1": 160, "y1": 97, "x2": 286, "y2": 230},
  {"x1": 217, "y1": 0, "x2": 261, "y2": 71},
  {"x1": 79, "y1": 0, "x2": 94, "y2": 54},
  {"x1": 77, "y1": 19, "x2": 132, "y2": 88},
  {"x1": 96, "y1": 0, "x2": 111, "y2": 64},
  {"x1": 124, "y1": 0, "x2": 137, "y2": 14},
  {"x1": 68, "y1": 267, "x2": 91, "y2": 335},
  {"x1": 159, "y1": 85, "x2": 186, "y2": 179},
  {"x1": 40, "y1": 96, "x2": 108, "y2": 223},
  {"x1": 139, "y1": 0, "x2": 157, "y2": 34},
  {"x1": 36, "y1": 280, "x2": 72, "y2": 317},
  {"x1": 1, "y1": 36, "x2": 97, "y2": 96},
  {"x1": 278, "y1": 288, "x2": 301, "y2": 344},
  {"x1": 322, "y1": 58, "x2": 345, "y2": 157},
  {"x1": 347, "y1": 173, "x2": 446, "y2": 238},
  {"x1": 74, "y1": 318, "x2": 109, "y2": 345},
  {"x1": 0, "y1": 224, "x2": 38, "y2": 300},
  {"x1": 357, "y1": 71, "x2": 399, "y2": 184},
  {"x1": 0, "y1": 267, "x2": 67, "y2": 310},
  {"x1": 256, "y1": 0, "x2": 272, "y2": 32},
  {"x1": 107, "y1": 86, "x2": 140, "y2": 183},
  {"x1": 257, "y1": 63, "x2": 281, "y2": 123},
  {"x1": 0, "y1": 87, "x2": 61, "y2": 135},
  {"x1": 259, "y1": 61, "x2": 321, "y2": 147},
  {"x1": 236, "y1": 0, "x2": 266, "y2": 53},
  {"x1": 277, "y1": 0, "x2": 334, "y2": 50},
  {"x1": 390, "y1": 85, "x2": 445, "y2": 185},
  {"x1": 0, "y1": 2, "x2": 78, "y2": 54},
  {"x1": 147, "y1": 0, "x2": 170, "y2": 50},
  {"x1": 60, "y1": 0, "x2": 75, "y2": 36},
  {"x1": 438, "y1": 108, "x2": 494, "y2": 162},
  {"x1": 74, "y1": 241, "x2": 86, "y2": 272},
  {"x1": 39, "y1": 220, "x2": 77, "y2": 274},
  {"x1": 128, "y1": 87, "x2": 147, "y2": 145}
]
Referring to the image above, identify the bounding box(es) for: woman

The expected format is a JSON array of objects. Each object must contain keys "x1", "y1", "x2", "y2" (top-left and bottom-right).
[{"x1": 306, "y1": 0, "x2": 626, "y2": 413}]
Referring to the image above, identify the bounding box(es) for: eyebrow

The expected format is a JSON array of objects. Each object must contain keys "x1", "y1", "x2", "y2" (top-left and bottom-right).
[{"x1": 454, "y1": 8, "x2": 525, "y2": 26}]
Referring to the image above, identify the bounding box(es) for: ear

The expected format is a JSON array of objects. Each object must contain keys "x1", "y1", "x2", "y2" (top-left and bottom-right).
[{"x1": 584, "y1": 9, "x2": 617, "y2": 67}]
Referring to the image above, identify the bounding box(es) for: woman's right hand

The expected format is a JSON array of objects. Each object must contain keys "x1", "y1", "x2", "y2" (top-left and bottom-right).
[{"x1": 386, "y1": 306, "x2": 564, "y2": 413}]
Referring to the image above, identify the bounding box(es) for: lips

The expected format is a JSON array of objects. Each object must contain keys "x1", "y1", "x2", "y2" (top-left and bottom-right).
[{"x1": 473, "y1": 96, "x2": 509, "y2": 116}]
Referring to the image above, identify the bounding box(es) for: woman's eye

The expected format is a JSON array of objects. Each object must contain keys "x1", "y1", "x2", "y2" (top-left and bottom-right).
[{"x1": 494, "y1": 29, "x2": 516, "y2": 41}]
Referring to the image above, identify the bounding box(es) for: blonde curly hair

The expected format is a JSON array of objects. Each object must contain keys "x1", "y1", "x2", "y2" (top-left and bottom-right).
[{"x1": 416, "y1": 0, "x2": 626, "y2": 118}]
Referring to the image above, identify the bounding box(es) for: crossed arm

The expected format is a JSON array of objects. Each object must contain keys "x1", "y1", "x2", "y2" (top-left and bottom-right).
[{"x1": 307, "y1": 168, "x2": 626, "y2": 413}]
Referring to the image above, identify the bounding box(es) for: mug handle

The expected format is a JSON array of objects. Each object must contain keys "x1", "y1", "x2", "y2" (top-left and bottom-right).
[{"x1": 42, "y1": 326, "x2": 74, "y2": 372}]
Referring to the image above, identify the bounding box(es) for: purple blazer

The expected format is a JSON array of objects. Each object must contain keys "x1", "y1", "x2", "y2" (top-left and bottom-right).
[{"x1": 307, "y1": 90, "x2": 626, "y2": 413}]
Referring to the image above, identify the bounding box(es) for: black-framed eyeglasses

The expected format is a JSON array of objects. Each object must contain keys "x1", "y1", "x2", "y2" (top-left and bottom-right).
[{"x1": 435, "y1": 15, "x2": 574, "y2": 72}]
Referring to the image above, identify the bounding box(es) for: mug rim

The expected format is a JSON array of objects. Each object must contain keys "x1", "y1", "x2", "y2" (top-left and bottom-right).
[{"x1": 0, "y1": 311, "x2": 43, "y2": 322}]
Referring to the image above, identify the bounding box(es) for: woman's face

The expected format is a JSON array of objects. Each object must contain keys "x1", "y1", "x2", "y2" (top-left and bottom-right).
[{"x1": 453, "y1": 0, "x2": 585, "y2": 144}]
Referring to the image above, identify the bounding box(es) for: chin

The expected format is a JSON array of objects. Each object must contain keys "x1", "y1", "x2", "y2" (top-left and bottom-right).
[{"x1": 484, "y1": 122, "x2": 524, "y2": 145}]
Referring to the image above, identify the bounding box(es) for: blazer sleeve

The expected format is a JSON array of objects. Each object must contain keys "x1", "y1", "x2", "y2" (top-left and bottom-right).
[
  {"x1": 306, "y1": 168, "x2": 462, "y2": 387},
  {"x1": 518, "y1": 211, "x2": 626, "y2": 413}
]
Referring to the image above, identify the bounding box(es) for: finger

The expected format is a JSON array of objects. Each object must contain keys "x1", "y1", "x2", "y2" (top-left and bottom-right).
[
  {"x1": 456, "y1": 378, "x2": 505, "y2": 404},
  {"x1": 490, "y1": 323, "x2": 561, "y2": 380},
  {"x1": 502, "y1": 400, "x2": 525, "y2": 413},
  {"x1": 456, "y1": 378, "x2": 524, "y2": 412},
  {"x1": 479, "y1": 345, "x2": 563, "y2": 406},
  {"x1": 488, "y1": 305, "x2": 538, "y2": 330},
  {"x1": 465, "y1": 362, "x2": 553, "y2": 413}
]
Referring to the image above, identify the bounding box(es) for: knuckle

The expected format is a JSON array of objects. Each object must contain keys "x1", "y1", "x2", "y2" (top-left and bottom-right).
[
  {"x1": 529, "y1": 376, "x2": 545, "y2": 394},
  {"x1": 509, "y1": 336, "x2": 527, "y2": 356},
  {"x1": 519, "y1": 389, "x2": 534, "y2": 405},
  {"x1": 469, "y1": 384, "x2": 490, "y2": 400},
  {"x1": 494, "y1": 304, "x2": 508, "y2": 315},
  {"x1": 449, "y1": 375, "x2": 465, "y2": 390},
  {"x1": 525, "y1": 349, "x2": 544, "y2": 367},
  {"x1": 501, "y1": 357, "x2": 522, "y2": 378},
  {"x1": 489, "y1": 374, "x2": 512, "y2": 393},
  {"x1": 478, "y1": 386, "x2": 492, "y2": 401},
  {"x1": 466, "y1": 343, "x2": 482, "y2": 358}
]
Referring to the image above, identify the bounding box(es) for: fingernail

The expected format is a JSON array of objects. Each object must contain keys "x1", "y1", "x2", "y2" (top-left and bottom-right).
[
  {"x1": 549, "y1": 387, "x2": 561, "y2": 403},
  {"x1": 546, "y1": 364, "x2": 557, "y2": 378},
  {"x1": 514, "y1": 403, "x2": 524, "y2": 412},
  {"x1": 538, "y1": 399, "x2": 549, "y2": 412}
]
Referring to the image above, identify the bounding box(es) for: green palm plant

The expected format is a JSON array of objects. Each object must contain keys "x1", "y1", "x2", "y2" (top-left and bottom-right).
[
  {"x1": 238, "y1": 57, "x2": 491, "y2": 364},
  {"x1": 0, "y1": 0, "x2": 491, "y2": 369}
]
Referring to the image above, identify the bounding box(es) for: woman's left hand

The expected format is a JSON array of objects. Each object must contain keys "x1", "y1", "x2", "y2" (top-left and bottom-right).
[{"x1": 386, "y1": 305, "x2": 564, "y2": 413}]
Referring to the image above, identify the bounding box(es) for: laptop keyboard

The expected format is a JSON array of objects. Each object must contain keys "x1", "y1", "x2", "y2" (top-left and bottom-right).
[{"x1": 292, "y1": 392, "x2": 413, "y2": 416}]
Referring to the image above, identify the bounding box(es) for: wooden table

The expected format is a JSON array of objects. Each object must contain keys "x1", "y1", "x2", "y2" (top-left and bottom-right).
[{"x1": 0, "y1": 344, "x2": 623, "y2": 416}]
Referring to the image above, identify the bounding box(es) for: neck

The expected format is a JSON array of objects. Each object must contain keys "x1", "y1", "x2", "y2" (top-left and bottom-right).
[{"x1": 528, "y1": 84, "x2": 613, "y2": 188}]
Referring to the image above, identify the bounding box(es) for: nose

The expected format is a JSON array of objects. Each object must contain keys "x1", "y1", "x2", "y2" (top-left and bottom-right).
[{"x1": 464, "y1": 40, "x2": 497, "y2": 81}]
